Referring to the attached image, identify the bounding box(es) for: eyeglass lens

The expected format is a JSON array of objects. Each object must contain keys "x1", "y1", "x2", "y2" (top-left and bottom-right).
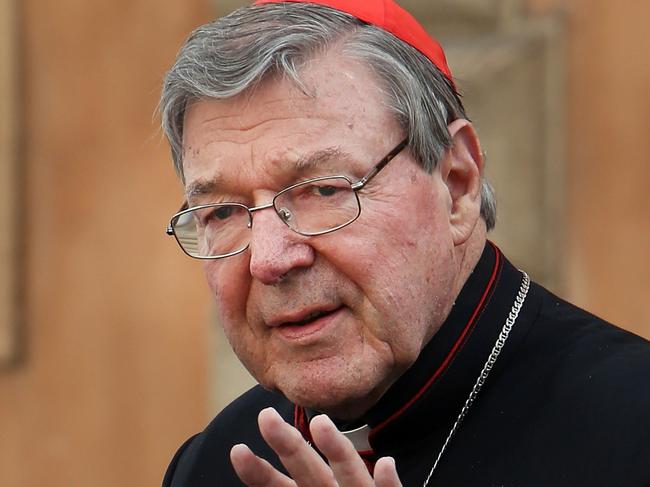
[{"x1": 172, "y1": 177, "x2": 361, "y2": 258}]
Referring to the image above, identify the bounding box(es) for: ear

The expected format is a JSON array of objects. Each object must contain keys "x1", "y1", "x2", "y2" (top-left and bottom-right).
[{"x1": 439, "y1": 119, "x2": 484, "y2": 246}]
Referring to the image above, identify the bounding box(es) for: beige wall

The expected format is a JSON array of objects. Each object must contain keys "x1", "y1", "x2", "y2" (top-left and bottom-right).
[
  {"x1": 0, "y1": 0, "x2": 19, "y2": 365},
  {"x1": 527, "y1": 0, "x2": 650, "y2": 337},
  {"x1": 0, "y1": 1, "x2": 212, "y2": 486},
  {"x1": 0, "y1": 1, "x2": 648, "y2": 487}
]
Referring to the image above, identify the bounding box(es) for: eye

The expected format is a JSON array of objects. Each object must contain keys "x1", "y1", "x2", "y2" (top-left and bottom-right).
[
  {"x1": 312, "y1": 184, "x2": 338, "y2": 197},
  {"x1": 197, "y1": 205, "x2": 236, "y2": 227},
  {"x1": 279, "y1": 178, "x2": 351, "y2": 207},
  {"x1": 210, "y1": 206, "x2": 235, "y2": 220}
]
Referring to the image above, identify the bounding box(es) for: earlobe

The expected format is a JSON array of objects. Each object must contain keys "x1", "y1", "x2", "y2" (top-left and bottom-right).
[{"x1": 440, "y1": 119, "x2": 484, "y2": 245}]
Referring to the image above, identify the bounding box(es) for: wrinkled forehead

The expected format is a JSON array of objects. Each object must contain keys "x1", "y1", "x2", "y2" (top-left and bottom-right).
[
  {"x1": 181, "y1": 50, "x2": 386, "y2": 136},
  {"x1": 180, "y1": 53, "x2": 401, "y2": 196}
]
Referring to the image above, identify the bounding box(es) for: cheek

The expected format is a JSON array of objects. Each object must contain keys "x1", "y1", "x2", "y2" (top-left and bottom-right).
[
  {"x1": 203, "y1": 258, "x2": 250, "y2": 323},
  {"x1": 203, "y1": 259, "x2": 273, "y2": 378},
  {"x1": 330, "y1": 198, "x2": 448, "y2": 298},
  {"x1": 317, "y1": 193, "x2": 454, "y2": 355}
]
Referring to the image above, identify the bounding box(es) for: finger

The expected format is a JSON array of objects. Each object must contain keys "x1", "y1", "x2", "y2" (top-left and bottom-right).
[
  {"x1": 230, "y1": 443, "x2": 297, "y2": 487},
  {"x1": 309, "y1": 414, "x2": 374, "y2": 487},
  {"x1": 257, "y1": 407, "x2": 336, "y2": 487},
  {"x1": 373, "y1": 457, "x2": 403, "y2": 487}
]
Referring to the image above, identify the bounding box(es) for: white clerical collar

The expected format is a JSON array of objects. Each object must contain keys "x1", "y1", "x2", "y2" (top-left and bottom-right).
[
  {"x1": 340, "y1": 423, "x2": 372, "y2": 451},
  {"x1": 305, "y1": 409, "x2": 372, "y2": 451}
]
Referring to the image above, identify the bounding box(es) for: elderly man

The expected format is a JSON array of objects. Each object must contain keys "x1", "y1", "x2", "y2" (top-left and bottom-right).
[{"x1": 159, "y1": 1, "x2": 650, "y2": 486}]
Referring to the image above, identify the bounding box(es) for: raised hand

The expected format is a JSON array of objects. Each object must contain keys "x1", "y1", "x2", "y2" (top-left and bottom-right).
[{"x1": 230, "y1": 407, "x2": 402, "y2": 487}]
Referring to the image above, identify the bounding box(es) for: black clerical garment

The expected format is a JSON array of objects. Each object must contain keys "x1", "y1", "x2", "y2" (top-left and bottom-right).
[{"x1": 163, "y1": 242, "x2": 650, "y2": 486}]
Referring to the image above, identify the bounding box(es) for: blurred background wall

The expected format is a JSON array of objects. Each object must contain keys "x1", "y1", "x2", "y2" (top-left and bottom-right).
[{"x1": 0, "y1": 0, "x2": 648, "y2": 486}]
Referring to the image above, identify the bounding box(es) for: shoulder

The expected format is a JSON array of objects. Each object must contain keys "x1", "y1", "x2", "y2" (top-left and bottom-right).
[
  {"x1": 529, "y1": 282, "x2": 650, "y2": 373},
  {"x1": 476, "y1": 282, "x2": 650, "y2": 481},
  {"x1": 162, "y1": 385, "x2": 293, "y2": 487},
  {"x1": 517, "y1": 282, "x2": 650, "y2": 438}
]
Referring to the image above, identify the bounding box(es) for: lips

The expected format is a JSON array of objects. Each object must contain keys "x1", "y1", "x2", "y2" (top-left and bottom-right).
[
  {"x1": 266, "y1": 305, "x2": 345, "y2": 341},
  {"x1": 266, "y1": 305, "x2": 341, "y2": 328},
  {"x1": 284, "y1": 309, "x2": 334, "y2": 327}
]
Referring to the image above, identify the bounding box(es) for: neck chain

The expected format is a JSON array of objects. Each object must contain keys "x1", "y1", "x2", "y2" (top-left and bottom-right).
[{"x1": 422, "y1": 271, "x2": 530, "y2": 487}]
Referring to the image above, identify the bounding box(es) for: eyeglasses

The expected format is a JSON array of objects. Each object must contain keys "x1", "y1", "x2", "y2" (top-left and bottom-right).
[{"x1": 166, "y1": 138, "x2": 409, "y2": 259}]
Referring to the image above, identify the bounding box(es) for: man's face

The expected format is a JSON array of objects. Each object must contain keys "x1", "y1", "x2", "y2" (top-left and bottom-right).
[{"x1": 181, "y1": 53, "x2": 461, "y2": 419}]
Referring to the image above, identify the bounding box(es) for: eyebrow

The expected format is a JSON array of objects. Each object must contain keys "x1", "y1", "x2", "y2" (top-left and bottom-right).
[
  {"x1": 184, "y1": 146, "x2": 351, "y2": 204},
  {"x1": 185, "y1": 176, "x2": 223, "y2": 205},
  {"x1": 294, "y1": 146, "x2": 348, "y2": 171}
]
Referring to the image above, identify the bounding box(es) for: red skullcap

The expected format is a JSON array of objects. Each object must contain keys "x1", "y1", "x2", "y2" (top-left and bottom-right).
[{"x1": 253, "y1": 0, "x2": 454, "y2": 85}]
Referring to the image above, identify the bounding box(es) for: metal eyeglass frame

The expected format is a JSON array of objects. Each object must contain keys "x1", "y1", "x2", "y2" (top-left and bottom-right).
[{"x1": 166, "y1": 138, "x2": 409, "y2": 259}]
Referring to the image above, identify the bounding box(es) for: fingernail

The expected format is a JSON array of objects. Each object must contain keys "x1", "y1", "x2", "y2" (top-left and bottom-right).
[
  {"x1": 312, "y1": 414, "x2": 333, "y2": 423},
  {"x1": 260, "y1": 407, "x2": 279, "y2": 417},
  {"x1": 310, "y1": 414, "x2": 336, "y2": 430}
]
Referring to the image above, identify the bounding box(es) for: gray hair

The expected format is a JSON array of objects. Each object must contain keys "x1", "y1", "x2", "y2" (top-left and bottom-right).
[{"x1": 160, "y1": 3, "x2": 496, "y2": 229}]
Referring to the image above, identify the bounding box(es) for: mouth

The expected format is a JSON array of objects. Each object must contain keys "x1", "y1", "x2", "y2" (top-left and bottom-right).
[
  {"x1": 267, "y1": 306, "x2": 345, "y2": 341},
  {"x1": 286, "y1": 308, "x2": 337, "y2": 326}
]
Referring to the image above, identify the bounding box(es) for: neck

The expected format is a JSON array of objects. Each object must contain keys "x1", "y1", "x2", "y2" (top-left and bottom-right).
[
  {"x1": 454, "y1": 222, "x2": 488, "y2": 298},
  {"x1": 421, "y1": 221, "x2": 487, "y2": 346}
]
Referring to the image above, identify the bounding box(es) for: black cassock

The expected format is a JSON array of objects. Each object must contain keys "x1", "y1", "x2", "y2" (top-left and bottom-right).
[{"x1": 163, "y1": 242, "x2": 650, "y2": 487}]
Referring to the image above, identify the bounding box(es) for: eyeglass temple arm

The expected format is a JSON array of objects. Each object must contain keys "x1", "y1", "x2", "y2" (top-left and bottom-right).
[{"x1": 351, "y1": 138, "x2": 409, "y2": 190}]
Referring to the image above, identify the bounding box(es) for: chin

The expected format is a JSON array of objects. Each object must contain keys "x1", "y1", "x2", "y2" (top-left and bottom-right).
[
  {"x1": 271, "y1": 367, "x2": 385, "y2": 420},
  {"x1": 290, "y1": 391, "x2": 374, "y2": 420}
]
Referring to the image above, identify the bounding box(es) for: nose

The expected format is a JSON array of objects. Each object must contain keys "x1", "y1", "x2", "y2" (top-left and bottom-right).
[{"x1": 248, "y1": 205, "x2": 315, "y2": 285}]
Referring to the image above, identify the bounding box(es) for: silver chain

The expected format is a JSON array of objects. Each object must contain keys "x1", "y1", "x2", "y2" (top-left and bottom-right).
[{"x1": 422, "y1": 271, "x2": 530, "y2": 487}]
